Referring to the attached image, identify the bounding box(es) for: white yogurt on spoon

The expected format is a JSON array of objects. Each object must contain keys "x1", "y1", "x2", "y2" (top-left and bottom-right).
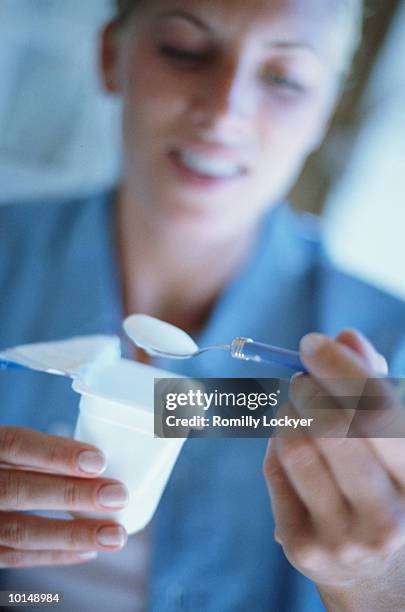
[{"x1": 123, "y1": 314, "x2": 199, "y2": 358}]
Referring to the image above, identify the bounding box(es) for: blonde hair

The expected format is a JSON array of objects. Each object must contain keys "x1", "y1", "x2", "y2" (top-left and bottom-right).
[{"x1": 115, "y1": 0, "x2": 363, "y2": 74}]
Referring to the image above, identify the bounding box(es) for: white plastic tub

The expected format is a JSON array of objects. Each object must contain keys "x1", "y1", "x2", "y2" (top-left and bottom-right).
[{"x1": 72, "y1": 358, "x2": 185, "y2": 534}]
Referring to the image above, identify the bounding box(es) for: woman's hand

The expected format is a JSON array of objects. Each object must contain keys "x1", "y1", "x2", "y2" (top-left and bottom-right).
[
  {"x1": 0, "y1": 427, "x2": 128, "y2": 568},
  {"x1": 263, "y1": 329, "x2": 405, "y2": 611}
]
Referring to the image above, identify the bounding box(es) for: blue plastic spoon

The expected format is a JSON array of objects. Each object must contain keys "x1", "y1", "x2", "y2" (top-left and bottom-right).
[{"x1": 124, "y1": 314, "x2": 306, "y2": 373}]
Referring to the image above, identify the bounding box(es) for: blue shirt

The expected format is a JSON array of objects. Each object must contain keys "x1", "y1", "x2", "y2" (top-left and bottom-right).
[{"x1": 1, "y1": 191, "x2": 405, "y2": 611}]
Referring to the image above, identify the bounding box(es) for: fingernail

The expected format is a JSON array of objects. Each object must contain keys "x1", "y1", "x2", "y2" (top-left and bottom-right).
[
  {"x1": 96, "y1": 525, "x2": 127, "y2": 548},
  {"x1": 376, "y1": 354, "x2": 388, "y2": 375},
  {"x1": 77, "y1": 450, "x2": 107, "y2": 475},
  {"x1": 78, "y1": 551, "x2": 98, "y2": 560},
  {"x1": 300, "y1": 333, "x2": 326, "y2": 356},
  {"x1": 290, "y1": 372, "x2": 302, "y2": 382},
  {"x1": 97, "y1": 483, "x2": 128, "y2": 509}
]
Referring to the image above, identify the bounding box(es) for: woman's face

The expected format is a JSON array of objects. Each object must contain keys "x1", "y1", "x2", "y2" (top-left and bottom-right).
[{"x1": 103, "y1": 0, "x2": 345, "y2": 239}]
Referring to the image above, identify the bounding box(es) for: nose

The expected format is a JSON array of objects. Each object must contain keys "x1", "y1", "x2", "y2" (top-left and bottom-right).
[{"x1": 189, "y1": 58, "x2": 256, "y2": 131}]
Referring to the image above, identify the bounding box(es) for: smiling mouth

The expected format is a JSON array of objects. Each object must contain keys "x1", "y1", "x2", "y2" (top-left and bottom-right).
[{"x1": 170, "y1": 148, "x2": 247, "y2": 181}]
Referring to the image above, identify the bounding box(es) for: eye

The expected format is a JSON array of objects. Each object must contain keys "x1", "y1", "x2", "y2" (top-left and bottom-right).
[
  {"x1": 159, "y1": 44, "x2": 206, "y2": 63},
  {"x1": 263, "y1": 71, "x2": 306, "y2": 94}
]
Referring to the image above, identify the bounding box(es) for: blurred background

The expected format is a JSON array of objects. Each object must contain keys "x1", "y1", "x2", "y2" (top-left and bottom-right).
[{"x1": 1, "y1": 0, "x2": 404, "y2": 297}]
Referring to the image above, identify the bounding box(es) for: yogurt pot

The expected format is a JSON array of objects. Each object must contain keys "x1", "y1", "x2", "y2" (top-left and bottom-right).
[{"x1": 72, "y1": 358, "x2": 186, "y2": 535}]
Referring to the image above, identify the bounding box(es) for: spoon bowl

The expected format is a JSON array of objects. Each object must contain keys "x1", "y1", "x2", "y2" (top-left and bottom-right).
[{"x1": 123, "y1": 314, "x2": 229, "y2": 359}]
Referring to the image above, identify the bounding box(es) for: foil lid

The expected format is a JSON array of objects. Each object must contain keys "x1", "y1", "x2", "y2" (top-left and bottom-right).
[{"x1": 0, "y1": 335, "x2": 121, "y2": 378}]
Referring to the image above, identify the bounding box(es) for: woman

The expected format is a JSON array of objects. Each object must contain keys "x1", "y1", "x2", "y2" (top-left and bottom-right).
[{"x1": 1, "y1": 1, "x2": 405, "y2": 610}]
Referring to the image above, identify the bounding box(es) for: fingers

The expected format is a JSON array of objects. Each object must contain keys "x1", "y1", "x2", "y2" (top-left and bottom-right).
[
  {"x1": 298, "y1": 333, "x2": 402, "y2": 434},
  {"x1": 268, "y1": 400, "x2": 350, "y2": 540},
  {"x1": 263, "y1": 437, "x2": 309, "y2": 544},
  {"x1": 0, "y1": 513, "x2": 127, "y2": 553},
  {"x1": 313, "y1": 438, "x2": 400, "y2": 526},
  {"x1": 290, "y1": 371, "x2": 402, "y2": 509},
  {"x1": 299, "y1": 334, "x2": 370, "y2": 407},
  {"x1": 0, "y1": 546, "x2": 98, "y2": 569},
  {"x1": 0, "y1": 427, "x2": 106, "y2": 477},
  {"x1": 335, "y1": 329, "x2": 388, "y2": 375},
  {"x1": 300, "y1": 333, "x2": 371, "y2": 378},
  {"x1": 265, "y1": 431, "x2": 405, "y2": 584},
  {"x1": 365, "y1": 437, "x2": 405, "y2": 486},
  {"x1": 296, "y1": 333, "x2": 405, "y2": 472},
  {"x1": 274, "y1": 436, "x2": 350, "y2": 536},
  {"x1": 0, "y1": 427, "x2": 130, "y2": 569},
  {"x1": 288, "y1": 374, "x2": 353, "y2": 437},
  {"x1": 0, "y1": 469, "x2": 129, "y2": 512},
  {"x1": 264, "y1": 414, "x2": 405, "y2": 585},
  {"x1": 263, "y1": 331, "x2": 405, "y2": 586},
  {"x1": 299, "y1": 330, "x2": 388, "y2": 392}
]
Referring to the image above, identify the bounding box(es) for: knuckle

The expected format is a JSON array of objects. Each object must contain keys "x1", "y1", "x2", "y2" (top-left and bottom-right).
[
  {"x1": 334, "y1": 515, "x2": 404, "y2": 564},
  {"x1": 291, "y1": 541, "x2": 321, "y2": 572},
  {"x1": 0, "y1": 427, "x2": 22, "y2": 462},
  {"x1": 333, "y1": 542, "x2": 363, "y2": 565},
  {"x1": 0, "y1": 517, "x2": 27, "y2": 548},
  {"x1": 262, "y1": 449, "x2": 275, "y2": 476},
  {"x1": 0, "y1": 548, "x2": 27, "y2": 568},
  {"x1": 0, "y1": 471, "x2": 25, "y2": 510},
  {"x1": 368, "y1": 517, "x2": 403, "y2": 556},
  {"x1": 320, "y1": 437, "x2": 350, "y2": 455},
  {"x1": 64, "y1": 523, "x2": 92, "y2": 548},
  {"x1": 278, "y1": 439, "x2": 315, "y2": 468},
  {"x1": 45, "y1": 438, "x2": 70, "y2": 469},
  {"x1": 262, "y1": 454, "x2": 283, "y2": 483},
  {"x1": 63, "y1": 482, "x2": 82, "y2": 508}
]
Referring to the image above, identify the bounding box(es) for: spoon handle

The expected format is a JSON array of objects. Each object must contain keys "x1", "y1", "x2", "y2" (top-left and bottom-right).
[{"x1": 230, "y1": 338, "x2": 307, "y2": 373}]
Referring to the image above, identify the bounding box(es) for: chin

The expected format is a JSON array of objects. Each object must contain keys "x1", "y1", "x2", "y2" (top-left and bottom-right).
[{"x1": 154, "y1": 198, "x2": 238, "y2": 240}]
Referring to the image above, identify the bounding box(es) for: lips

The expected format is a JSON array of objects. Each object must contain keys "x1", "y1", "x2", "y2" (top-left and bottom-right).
[{"x1": 169, "y1": 145, "x2": 248, "y2": 183}]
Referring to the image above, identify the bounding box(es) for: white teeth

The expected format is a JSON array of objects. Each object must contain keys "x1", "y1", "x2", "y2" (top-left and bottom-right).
[{"x1": 178, "y1": 150, "x2": 242, "y2": 178}]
